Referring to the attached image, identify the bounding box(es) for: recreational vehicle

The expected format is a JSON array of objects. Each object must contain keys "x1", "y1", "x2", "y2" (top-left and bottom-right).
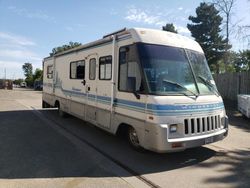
[{"x1": 42, "y1": 28, "x2": 228, "y2": 153}]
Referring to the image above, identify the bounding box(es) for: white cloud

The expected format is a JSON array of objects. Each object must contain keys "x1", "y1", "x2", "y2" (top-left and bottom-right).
[
  {"x1": 0, "y1": 31, "x2": 42, "y2": 79},
  {"x1": 0, "y1": 49, "x2": 41, "y2": 62},
  {"x1": 0, "y1": 32, "x2": 36, "y2": 46},
  {"x1": 125, "y1": 7, "x2": 164, "y2": 26},
  {"x1": 65, "y1": 23, "x2": 87, "y2": 32},
  {"x1": 176, "y1": 26, "x2": 191, "y2": 34},
  {"x1": 0, "y1": 60, "x2": 25, "y2": 69},
  {"x1": 7, "y1": 6, "x2": 56, "y2": 22},
  {"x1": 124, "y1": 6, "x2": 191, "y2": 29}
]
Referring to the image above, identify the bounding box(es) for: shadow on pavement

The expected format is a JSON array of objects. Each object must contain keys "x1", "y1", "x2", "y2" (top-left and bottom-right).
[
  {"x1": 224, "y1": 100, "x2": 250, "y2": 132},
  {"x1": 226, "y1": 110, "x2": 250, "y2": 133},
  {"x1": 0, "y1": 109, "x2": 217, "y2": 179},
  {"x1": 199, "y1": 149, "x2": 250, "y2": 188}
]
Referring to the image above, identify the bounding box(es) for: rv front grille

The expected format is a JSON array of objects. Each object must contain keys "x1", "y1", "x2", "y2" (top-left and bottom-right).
[{"x1": 184, "y1": 115, "x2": 221, "y2": 135}]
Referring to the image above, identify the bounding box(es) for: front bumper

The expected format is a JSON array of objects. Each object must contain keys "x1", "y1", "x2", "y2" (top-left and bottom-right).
[{"x1": 143, "y1": 116, "x2": 229, "y2": 153}]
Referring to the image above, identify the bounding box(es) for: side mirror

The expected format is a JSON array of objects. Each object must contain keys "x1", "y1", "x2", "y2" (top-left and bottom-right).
[{"x1": 133, "y1": 91, "x2": 141, "y2": 99}]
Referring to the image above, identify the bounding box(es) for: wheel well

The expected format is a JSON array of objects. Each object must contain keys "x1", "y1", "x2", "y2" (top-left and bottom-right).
[
  {"x1": 54, "y1": 100, "x2": 60, "y2": 108},
  {"x1": 116, "y1": 123, "x2": 132, "y2": 137}
]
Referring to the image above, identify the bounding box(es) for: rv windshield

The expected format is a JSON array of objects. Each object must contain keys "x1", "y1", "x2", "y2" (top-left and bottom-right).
[{"x1": 137, "y1": 43, "x2": 218, "y2": 96}]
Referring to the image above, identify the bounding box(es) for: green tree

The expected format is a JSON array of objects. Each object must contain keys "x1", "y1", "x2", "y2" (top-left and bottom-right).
[
  {"x1": 162, "y1": 23, "x2": 178, "y2": 33},
  {"x1": 234, "y1": 50, "x2": 250, "y2": 72},
  {"x1": 187, "y1": 2, "x2": 230, "y2": 73},
  {"x1": 33, "y1": 68, "x2": 43, "y2": 81},
  {"x1": 25, "y1": 77, "x2": 34, "y2": 87},
  {"x1": 22, "y1": 62, "x2": 33, "y2": 78},
  {"x1": 50, "y1": 41, "x2": 81, "y2": 56},
  {"x1": 22, "y1": 62, "x2": 34, "y2": 87},
  {"x1": 13, "y1": 78, "x2": 24, "y2": 85}
]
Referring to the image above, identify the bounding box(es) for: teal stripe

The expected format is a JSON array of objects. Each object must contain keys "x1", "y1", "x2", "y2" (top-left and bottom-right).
[{"x1": 48, "y1": 86, "x2": 224, "y2": 116}]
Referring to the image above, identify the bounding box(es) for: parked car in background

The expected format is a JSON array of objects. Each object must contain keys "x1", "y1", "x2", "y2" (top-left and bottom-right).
[
  {"x1": 20, "y1": 82, "x2": 27, "y2": 88},
  {"x1": 34, "y1": 80, "x2": 43, "y2": 90}
]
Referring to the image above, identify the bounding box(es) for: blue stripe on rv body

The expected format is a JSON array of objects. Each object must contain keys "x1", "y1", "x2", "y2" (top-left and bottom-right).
[
  {"x1": 147, "y1": 106, "x2": 223, "y2": 114},
  {"x1": 97, "y1": 95, "x2": 111, "y2": 102},
  {"x1": 147, "y1": 102, "x2": 224, "y2": 111},
  {"x1": 115, "y1": 98, "x2": 146, "y2": 109},
  {"x1": 53, "y1": 86, "x2": 224, "y2": 115},
  {"x1": 61, "y1": 87, "x2": 86, "y2": 96}
]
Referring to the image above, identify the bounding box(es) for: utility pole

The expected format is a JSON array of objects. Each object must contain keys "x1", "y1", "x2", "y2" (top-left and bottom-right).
[{"x1": 4, "y1": 68, "x2": 6, "y2": 89}]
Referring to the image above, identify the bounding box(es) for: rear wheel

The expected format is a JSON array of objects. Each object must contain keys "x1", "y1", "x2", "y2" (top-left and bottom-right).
[
  {"x1": 55, "y1": 101, "x2": 67, "y2": 117},
  {"x1": 127, "y1": 126, "x2": 144, "y2": 151},
  {"x1": 42, "y1": 100, "x2": 49, "y2": 108}
]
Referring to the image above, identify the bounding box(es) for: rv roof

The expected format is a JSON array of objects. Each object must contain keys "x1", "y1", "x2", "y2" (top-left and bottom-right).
[
  {"x1": 44, "y1": 28, "x2": 203, "y2": 60},
  {"x1": 129, "y1": 28, "x2": 203, "y2": 53}
]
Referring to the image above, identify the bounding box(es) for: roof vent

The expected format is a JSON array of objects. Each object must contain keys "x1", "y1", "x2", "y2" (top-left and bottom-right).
[{"x1": 103, "y1": 28, "x2": 127, "y2": 38}]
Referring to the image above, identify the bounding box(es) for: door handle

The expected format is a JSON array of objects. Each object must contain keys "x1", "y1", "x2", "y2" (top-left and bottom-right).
[
  {"x1": 81, "y1": 80, "x2": 86, "y2": 86},
  {"x1": 88, "y1": 86, "x2": 90, "y2": 91}
]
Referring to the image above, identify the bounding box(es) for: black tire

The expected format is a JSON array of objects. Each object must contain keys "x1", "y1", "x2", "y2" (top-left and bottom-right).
[
  {"x1": 42, "y1": 100, "x2": 49, "y2": 108},
  {"x1": 55, "y1": 101, "x2": 67, "y2": 118},
  {"x1": 127, "y1": 126, "x2": 144, "y2": 152}
]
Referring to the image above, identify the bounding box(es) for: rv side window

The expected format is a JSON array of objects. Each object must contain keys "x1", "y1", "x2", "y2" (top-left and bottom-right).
[
  {"x1": 89, "y1": 58, "x2": 96, "y2": 80},
  {"x1": 47, "y1": 65, "x2": 53, "y2": 79},
  {"x1": 99, "y1": 56, "x2": 112, "y2": 80},
  {"x1": 70, "y1": 60, "x2": 85, "y2": 79},
  {"x1": 118, "y1": 45, "x2": 142, "y2": 92}
]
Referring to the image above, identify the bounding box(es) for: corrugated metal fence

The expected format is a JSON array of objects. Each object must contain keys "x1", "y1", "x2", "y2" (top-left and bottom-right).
[{"x1": 213, "y1": 71, "x2": 250, "y2": 101}]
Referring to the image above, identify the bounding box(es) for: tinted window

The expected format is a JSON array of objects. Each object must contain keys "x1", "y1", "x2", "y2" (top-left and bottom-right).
[{"x1": 70, "y1": 60, "x2": 85, "y2": 79}]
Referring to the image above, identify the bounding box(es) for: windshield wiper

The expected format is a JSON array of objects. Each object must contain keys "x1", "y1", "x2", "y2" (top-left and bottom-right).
[
  {"x1": 197, "y1": 76, "x2": 220, "y2": 97},
  {"x1": 162, "y1": 79, "x2": 198, "y2": 98}
]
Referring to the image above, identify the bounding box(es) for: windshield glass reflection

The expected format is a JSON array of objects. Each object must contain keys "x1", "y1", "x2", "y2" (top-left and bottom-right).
[{"x1": 137, "y1": 43, "x2": 218, "y2": 96}]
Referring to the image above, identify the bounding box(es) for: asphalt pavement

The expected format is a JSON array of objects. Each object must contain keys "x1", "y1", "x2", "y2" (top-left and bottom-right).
[{"x1": 0, "y1": 88, "x2": 249, "y2": 188}]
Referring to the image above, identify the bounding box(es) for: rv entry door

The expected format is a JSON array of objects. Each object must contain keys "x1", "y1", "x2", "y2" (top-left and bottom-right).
[{"x1": 85, "y1": 54, "x2": 98, "y2": 123}]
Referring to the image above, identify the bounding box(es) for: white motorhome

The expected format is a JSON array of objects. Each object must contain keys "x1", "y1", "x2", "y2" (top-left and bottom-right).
[
  {"x1": 42, "y1": 28, "x2": 228, "y2": 153},
  {"x1": 20, "y1": 81, "x2": 27, "y2": 88}
]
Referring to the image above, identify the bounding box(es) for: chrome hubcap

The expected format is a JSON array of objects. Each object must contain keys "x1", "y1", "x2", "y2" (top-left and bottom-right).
[{"x1": 129, "y1": 128, "x2": 140, "y2": 147}]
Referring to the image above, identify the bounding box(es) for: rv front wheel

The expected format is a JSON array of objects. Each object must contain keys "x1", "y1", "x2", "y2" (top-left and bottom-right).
[{"x1": 128, "y1": 127, "x2": 143, "y2": 151}]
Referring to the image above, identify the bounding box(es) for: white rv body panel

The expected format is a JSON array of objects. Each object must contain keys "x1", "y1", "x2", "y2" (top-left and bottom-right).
[
  {"x1": 43, "y1": 28, "x2": 228, "y2": 153},
  {"x1": 129, "y1": 28, "x2": 203, "y2": 53}
]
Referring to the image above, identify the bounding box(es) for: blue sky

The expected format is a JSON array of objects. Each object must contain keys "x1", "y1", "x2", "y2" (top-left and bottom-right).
[{"x1": 0, "y1": 0, "x2": 249, "y2": 79}]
